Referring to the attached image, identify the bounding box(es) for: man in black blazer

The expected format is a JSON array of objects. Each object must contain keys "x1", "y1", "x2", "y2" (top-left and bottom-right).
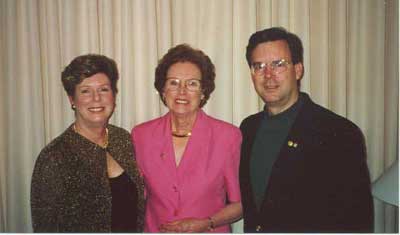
[{"x1": 239, "y1": 27, "x2": 374, "y2": 233}]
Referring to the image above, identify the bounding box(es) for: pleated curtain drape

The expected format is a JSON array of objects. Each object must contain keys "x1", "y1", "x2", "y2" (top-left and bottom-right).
[{"x1": 0, "y1": 0, "x2": 398, "y2": 232}]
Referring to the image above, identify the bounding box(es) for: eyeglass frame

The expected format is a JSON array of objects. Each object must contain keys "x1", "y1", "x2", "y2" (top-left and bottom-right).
[
  {"x1": 250, "y1": 59, "x2": 292, "y2": 76},
  {"x1": 164, "y1": 78, "x2": 202, "y2": 92}
]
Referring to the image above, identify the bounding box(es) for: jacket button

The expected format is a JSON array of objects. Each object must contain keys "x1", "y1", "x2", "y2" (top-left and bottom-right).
[{"x1": 256, "y1": 225, "x2": 262, "y2": 231}]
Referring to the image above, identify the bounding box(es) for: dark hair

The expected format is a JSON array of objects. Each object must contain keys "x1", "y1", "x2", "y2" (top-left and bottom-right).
[
  {"x1": 246, "y1": 27, "x2": 304, "y2": 67},
  {"x1": 154, "y1": 44, "x2": 215, "y2": 108},
  {"x1": 61, "y1": 54, "x2": 119, "y2": 97}
]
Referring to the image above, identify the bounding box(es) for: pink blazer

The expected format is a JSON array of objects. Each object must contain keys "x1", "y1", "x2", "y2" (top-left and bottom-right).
[{"x1": 131, "y1": 110, "x2": 242, "y2": 232}]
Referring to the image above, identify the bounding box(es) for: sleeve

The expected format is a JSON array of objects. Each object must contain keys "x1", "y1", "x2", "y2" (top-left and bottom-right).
[
  {"x1": 30, "y1": 149, "x2": 62, "y2": 232},
  {"x1": 223, "y1": 127, "x2": 243, "y2": 203},
  {"x1": 336, "y1": 127, "x2": 374, "y2": 232},
  {"x1": 131, "y1": 127, "x2": 147, "y2": 198},
  {"x1": 319, "y1": 125, "x2": 374, "y2": 232}
]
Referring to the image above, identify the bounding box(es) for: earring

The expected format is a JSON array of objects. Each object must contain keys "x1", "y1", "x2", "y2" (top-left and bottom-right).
[{"x1": 71, "y1": 104, "x2": 76, "y2": 110}]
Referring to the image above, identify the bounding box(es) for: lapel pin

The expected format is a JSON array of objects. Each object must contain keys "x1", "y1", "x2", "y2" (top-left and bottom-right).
[{"x1": 288, "y1": 140, "x2": 298, "y2": 148}]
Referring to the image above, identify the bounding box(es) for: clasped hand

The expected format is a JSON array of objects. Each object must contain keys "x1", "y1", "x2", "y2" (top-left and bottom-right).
[{"x1": 159, "y1": 218, "x2": 210, "y2": 233}]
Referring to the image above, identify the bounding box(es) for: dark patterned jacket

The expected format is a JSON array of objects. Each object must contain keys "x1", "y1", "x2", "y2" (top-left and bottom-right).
[
  {"x1": 31, "y1": 124, "x2": 144, "y2": 232},
  {"x1": 240, "y1": 92, "x2": 374, "y2": 233}
]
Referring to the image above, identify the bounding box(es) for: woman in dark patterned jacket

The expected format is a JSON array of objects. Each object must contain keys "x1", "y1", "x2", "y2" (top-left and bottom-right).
[{"x1": 30, "y1": 54, "x2": 144, "y2": 232}]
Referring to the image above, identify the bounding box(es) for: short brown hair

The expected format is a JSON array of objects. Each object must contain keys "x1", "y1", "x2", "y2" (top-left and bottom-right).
[
  {"x1": 154, "y1": 44, "x2": 215, "y2": 108},
  {"x1": 61, "y1": 54, "x2": 119, "y2": 97},
  {"x1": 246, "y1": 27, "x2": 303, "y2": 67}
]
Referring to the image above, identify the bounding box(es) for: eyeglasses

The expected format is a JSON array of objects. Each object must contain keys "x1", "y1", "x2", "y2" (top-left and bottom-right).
[
  {"x1": 251, "y1": 59, "x2": 292, "y2": 76},
  {"x1": 165, "y1": 78, "x2": 202, "y2": 92}
]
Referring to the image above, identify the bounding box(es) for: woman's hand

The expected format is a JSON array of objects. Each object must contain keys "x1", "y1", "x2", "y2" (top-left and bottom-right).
[
  {"x1": 159, "y1": 218, "x2": 209, "y2": 233},
  {"x1": 159, "y1": 202, "x2": 242, "y2": 233}
]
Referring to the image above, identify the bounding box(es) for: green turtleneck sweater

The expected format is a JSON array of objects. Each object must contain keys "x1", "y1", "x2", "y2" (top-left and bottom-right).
[{"x1": 250, "y1": 96, "x2": 303, "y2": 209}]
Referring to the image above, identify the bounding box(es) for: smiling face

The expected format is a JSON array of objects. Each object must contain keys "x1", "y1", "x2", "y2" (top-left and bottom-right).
[
  {"x1": 163, "y1": 62, "x2": 204, "y2": 118},
  {"x1": 69, "y1": 73, "x2": 115, "y2": 129},
  {"x1": 251, "y1": 40, "x2": 303, "y2": 115}
]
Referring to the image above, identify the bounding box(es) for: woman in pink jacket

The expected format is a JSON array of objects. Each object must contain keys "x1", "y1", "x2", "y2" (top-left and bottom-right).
[{"x1": 131, "y1": 44, "x2": 242, "y2": 233}]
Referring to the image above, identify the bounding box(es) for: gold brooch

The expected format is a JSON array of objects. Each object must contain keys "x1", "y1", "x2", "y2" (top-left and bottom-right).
[{"x1": 288, "y1": 140, "x2": 298, "y2": 148}]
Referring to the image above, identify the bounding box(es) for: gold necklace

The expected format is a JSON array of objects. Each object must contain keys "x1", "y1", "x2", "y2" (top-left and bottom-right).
[
  {"x1": 101, "y1": 128, "x2": 109, "y2": 149},
  {"x1": 172, "y1": 131, "x2": 192, "y2": 138},
  {"x1": 73, "y1": 124, "x2": 109, "y2": 149}
]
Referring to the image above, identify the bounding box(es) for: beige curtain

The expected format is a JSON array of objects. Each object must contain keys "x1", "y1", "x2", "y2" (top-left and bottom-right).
[{"x1": 0, "y1": 0, "x2": 397, "y2": 232}]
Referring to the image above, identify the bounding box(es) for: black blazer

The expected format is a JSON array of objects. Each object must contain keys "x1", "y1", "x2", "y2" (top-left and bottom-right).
[{"x1": 239, "y1": 93, "x2": 374, "y2": 233}]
